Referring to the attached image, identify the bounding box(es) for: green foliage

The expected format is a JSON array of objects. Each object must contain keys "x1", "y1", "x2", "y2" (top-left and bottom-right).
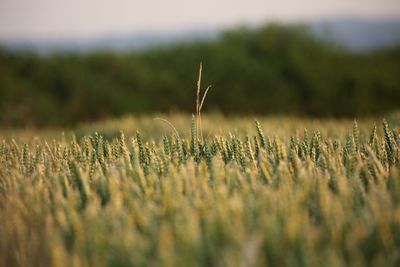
[{"x1": 1, "y1": 24, "x2": 400, "y2": 126}]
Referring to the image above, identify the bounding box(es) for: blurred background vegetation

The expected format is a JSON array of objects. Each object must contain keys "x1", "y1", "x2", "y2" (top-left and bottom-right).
[{"x1": 1, "y1": 24, "x2": 400, "y2": 127}]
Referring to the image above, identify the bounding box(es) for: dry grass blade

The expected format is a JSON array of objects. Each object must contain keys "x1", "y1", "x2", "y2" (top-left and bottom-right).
[
  {"x1": 153, "y1": 117, "x2": 180, "y2": 139},
  {"x1": 199, "y1": 85, "x2": 212, "y2": 112},
  {"x1": 195, "y1": 63, "x2": 212, "y2": 142},
  {"x1": 196, "y1": 62, "x2": 202, "y2": 139},
  {"x1": 199, "y1": 85, "x2": 212, "y2": 141}
]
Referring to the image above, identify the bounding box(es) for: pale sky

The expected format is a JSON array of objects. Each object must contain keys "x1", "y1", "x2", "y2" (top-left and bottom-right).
[{"x1": 0, "y1": 0, "x2": 399, "y2": 40}]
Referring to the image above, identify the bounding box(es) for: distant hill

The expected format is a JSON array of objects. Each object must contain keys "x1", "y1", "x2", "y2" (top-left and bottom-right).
[
  {"x1": 1, "y1": 29, "x2": 219, "y2": 54},
  {"x1": 311, "y1": 19, "x2": 400, "y2": 52},
  {"x1": 1, "y1": 19, "x2": 400, "y2": 53}
]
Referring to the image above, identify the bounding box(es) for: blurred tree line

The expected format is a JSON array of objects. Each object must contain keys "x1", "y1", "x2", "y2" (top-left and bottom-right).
[{"x1": 1, "y1": 24, "x2": 400, "y2": 127}]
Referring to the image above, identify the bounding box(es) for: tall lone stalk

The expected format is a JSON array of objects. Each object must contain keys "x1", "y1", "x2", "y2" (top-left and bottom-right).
[{"x1": 195, "y1": 62, "x2": 212, "y2": 142}]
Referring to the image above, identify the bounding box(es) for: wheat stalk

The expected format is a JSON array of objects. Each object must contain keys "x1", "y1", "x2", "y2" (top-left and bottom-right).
[{"x1": 195, "y1": 62, "x2": 212, "y2": 143}]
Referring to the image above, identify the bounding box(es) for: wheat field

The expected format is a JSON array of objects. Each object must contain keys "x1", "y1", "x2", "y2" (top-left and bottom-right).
[{"x1": 1, "y1": 115, "x2": 400, "y2": 267}]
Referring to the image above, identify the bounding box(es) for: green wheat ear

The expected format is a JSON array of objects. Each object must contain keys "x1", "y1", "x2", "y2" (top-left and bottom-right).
[
  {"x1": 69, "y1": 161, "x2": 91, "y2": 209},
  {"x1": 369, "y1": 124, "x2": 377, "y2": 146},
  {"x1": 162, "y1": 135, "x2": 170, "y2": 157},
  {"x1": 136, "y1": 131, "x2": 145, "y2": 166},
  {"x1": 383, "y1": 119, "x2": 397, "y2": 165},
  {"x1": 190, "y1": 114, "x2": 198, "y2": 158},
  {"x1": 353, "y1": 120, "x2": 360, "y2": 152},
  {"x1": 255, "y1": 120, "x2": 267, "y2": 150}
]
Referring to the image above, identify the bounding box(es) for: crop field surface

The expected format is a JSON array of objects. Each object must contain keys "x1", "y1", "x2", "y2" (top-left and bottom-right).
[{"x1": 1, "y1": 115, "x2": 400, "y2": 267}]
